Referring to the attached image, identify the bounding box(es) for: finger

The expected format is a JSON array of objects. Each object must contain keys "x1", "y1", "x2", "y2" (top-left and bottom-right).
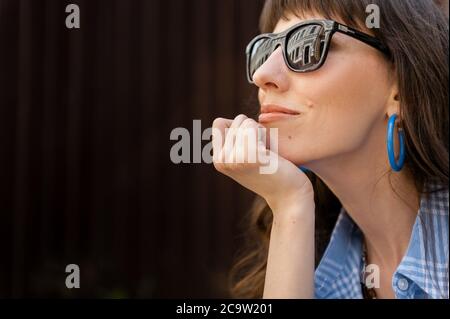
[
  {"x1": 235, "y1": 118, "x2": 260, "y2": 164},
  {"x1": 254, "y1": 123, "x2": 270, "y2": 150},
  {"x1": 266, "y1": 125, "x2": 278, "y2": 152},
  {"x1": 223, "y1": 114, "x2": 248, "y2": 163},
  {"x1": 212, "y1": 117, "x2": 233, "y2": 162}
]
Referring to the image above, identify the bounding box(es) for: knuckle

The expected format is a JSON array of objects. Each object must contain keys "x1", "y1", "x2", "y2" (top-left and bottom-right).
[
  {"x1": 241, "y1": 118, "x2": 256, "y2": 128},
  {"x1": 234, "y1": 114, "x2": 247, "y2": 122},
  {"x1": 212, "y1": 117, "x2": 224, "y2": 127}
]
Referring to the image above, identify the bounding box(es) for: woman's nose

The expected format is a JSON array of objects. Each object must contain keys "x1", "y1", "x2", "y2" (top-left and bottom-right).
[{"x1": 252, "y1": 47, "x2": 290, "y2": 92}]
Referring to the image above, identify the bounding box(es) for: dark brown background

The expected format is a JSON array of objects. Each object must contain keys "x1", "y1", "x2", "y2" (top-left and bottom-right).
[{"x1": 0, "y1": 0, "x2": 266, "y2": 298}]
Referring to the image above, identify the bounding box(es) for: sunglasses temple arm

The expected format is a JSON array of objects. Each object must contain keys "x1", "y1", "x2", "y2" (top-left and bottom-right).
[{"x1": 336, "y1": 24, "x2": 390, "y2": 55}]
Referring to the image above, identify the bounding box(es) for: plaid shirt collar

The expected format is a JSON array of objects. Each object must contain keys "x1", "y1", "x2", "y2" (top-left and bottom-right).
[{"x1": 315, "y1": 181, "x2": 449, "y2": 299}]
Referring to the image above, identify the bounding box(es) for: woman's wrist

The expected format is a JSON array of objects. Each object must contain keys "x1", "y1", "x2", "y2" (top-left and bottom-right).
[
  {"x1": 273, "y1": 206, "x2": 315, "y2": 229},
  {"x1": 266, "y1": 188, "x2": 315, "y2": 220}
]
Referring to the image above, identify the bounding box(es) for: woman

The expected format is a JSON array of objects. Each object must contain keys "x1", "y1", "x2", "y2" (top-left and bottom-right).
[{"x1": 212, "y1": 0, "x2": 448, "y2": 299}]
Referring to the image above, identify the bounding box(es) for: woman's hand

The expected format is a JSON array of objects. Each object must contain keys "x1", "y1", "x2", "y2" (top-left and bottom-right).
[
  {"x1": 212, "y1": 114, "x2": 316, "y2": 298},
  {"x1": 212, "y1": 114, "x2": 314, "y2": 213}
]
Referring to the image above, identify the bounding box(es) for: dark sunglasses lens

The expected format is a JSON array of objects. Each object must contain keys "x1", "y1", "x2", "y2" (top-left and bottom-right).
[
  {"x1": 286, "y1": 24, "x2": 325, "y2": 71},
  {"x1": 249, "y1": 37, "x2": 273, "y2": 81}
]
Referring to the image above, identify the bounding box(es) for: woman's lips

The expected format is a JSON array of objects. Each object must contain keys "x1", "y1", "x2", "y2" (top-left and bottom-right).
[{"x1": 258, "y1": 104, "x2": 301, "y2": 123}]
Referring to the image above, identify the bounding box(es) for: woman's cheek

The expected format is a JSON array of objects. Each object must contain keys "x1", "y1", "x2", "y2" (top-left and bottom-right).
[
  {"x1": 265, "y1": 120, "x2": 319, "y2": 163},
  {"x1": 273, "y1": 108, "x2": 365, "y2": 164}
]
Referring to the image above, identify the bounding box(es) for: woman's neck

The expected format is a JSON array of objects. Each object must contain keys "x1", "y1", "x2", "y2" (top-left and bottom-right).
[{"x1": 309, "y1": 151, "x2": 420, "y2": 267}]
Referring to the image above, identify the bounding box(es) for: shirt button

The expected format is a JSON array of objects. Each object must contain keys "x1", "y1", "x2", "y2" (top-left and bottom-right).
[{"x1": 397, "y1": 278, "x2": 409, "y2": 291}]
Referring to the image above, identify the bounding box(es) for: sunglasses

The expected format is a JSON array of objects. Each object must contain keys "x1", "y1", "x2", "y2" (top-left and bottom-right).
[{"x1": 246, "y1": 19, "x2": 390, "y2": 83}]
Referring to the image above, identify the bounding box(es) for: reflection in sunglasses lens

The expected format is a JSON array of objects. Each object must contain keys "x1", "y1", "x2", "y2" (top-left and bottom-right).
[{"x1": 287, "y1": 24, "x2": 324, "y2": 70}]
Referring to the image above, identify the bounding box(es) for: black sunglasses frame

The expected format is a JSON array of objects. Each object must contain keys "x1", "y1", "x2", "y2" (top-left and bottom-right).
[{"x1": 245, "y1": 19, "x2": 390, "y2": 83}]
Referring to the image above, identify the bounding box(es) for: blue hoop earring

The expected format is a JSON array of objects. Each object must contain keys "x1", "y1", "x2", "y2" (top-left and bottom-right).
[{"x1": 387, "y1": 114, "x2": 405, "y2": 172}]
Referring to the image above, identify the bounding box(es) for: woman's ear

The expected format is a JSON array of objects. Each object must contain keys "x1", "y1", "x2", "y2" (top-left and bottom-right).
[{"x1": 385, "y1": 81, "x2": 400, "y2": 118}]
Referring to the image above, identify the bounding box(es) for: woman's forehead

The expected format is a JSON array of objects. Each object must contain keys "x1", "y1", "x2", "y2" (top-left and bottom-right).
[
  {"x1": 272, "y1": 12, "x2": 325, "y2": 33},
  {"x1": 271, "y1": 11, "x2": 371, "y2": 36}
]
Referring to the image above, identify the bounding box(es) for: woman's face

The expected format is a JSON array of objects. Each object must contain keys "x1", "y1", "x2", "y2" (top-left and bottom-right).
[{"x1": 254, "y1": 13, "x2": 395, "y2": 169}]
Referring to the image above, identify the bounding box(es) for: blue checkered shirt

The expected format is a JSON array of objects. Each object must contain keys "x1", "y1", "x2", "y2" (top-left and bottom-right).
[{"x1": 314, "y1": 181, "x2": 449, "y2": 299}]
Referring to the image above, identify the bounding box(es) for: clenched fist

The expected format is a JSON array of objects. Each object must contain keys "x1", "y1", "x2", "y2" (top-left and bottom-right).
[{"x1": 212, "y1": 114, "x2": 314, "y2": 214}]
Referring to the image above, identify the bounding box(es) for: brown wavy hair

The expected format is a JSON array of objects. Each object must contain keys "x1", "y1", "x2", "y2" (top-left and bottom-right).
[{"x1": 228, "y1": 0, "x2": 449, "y2": 298}]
